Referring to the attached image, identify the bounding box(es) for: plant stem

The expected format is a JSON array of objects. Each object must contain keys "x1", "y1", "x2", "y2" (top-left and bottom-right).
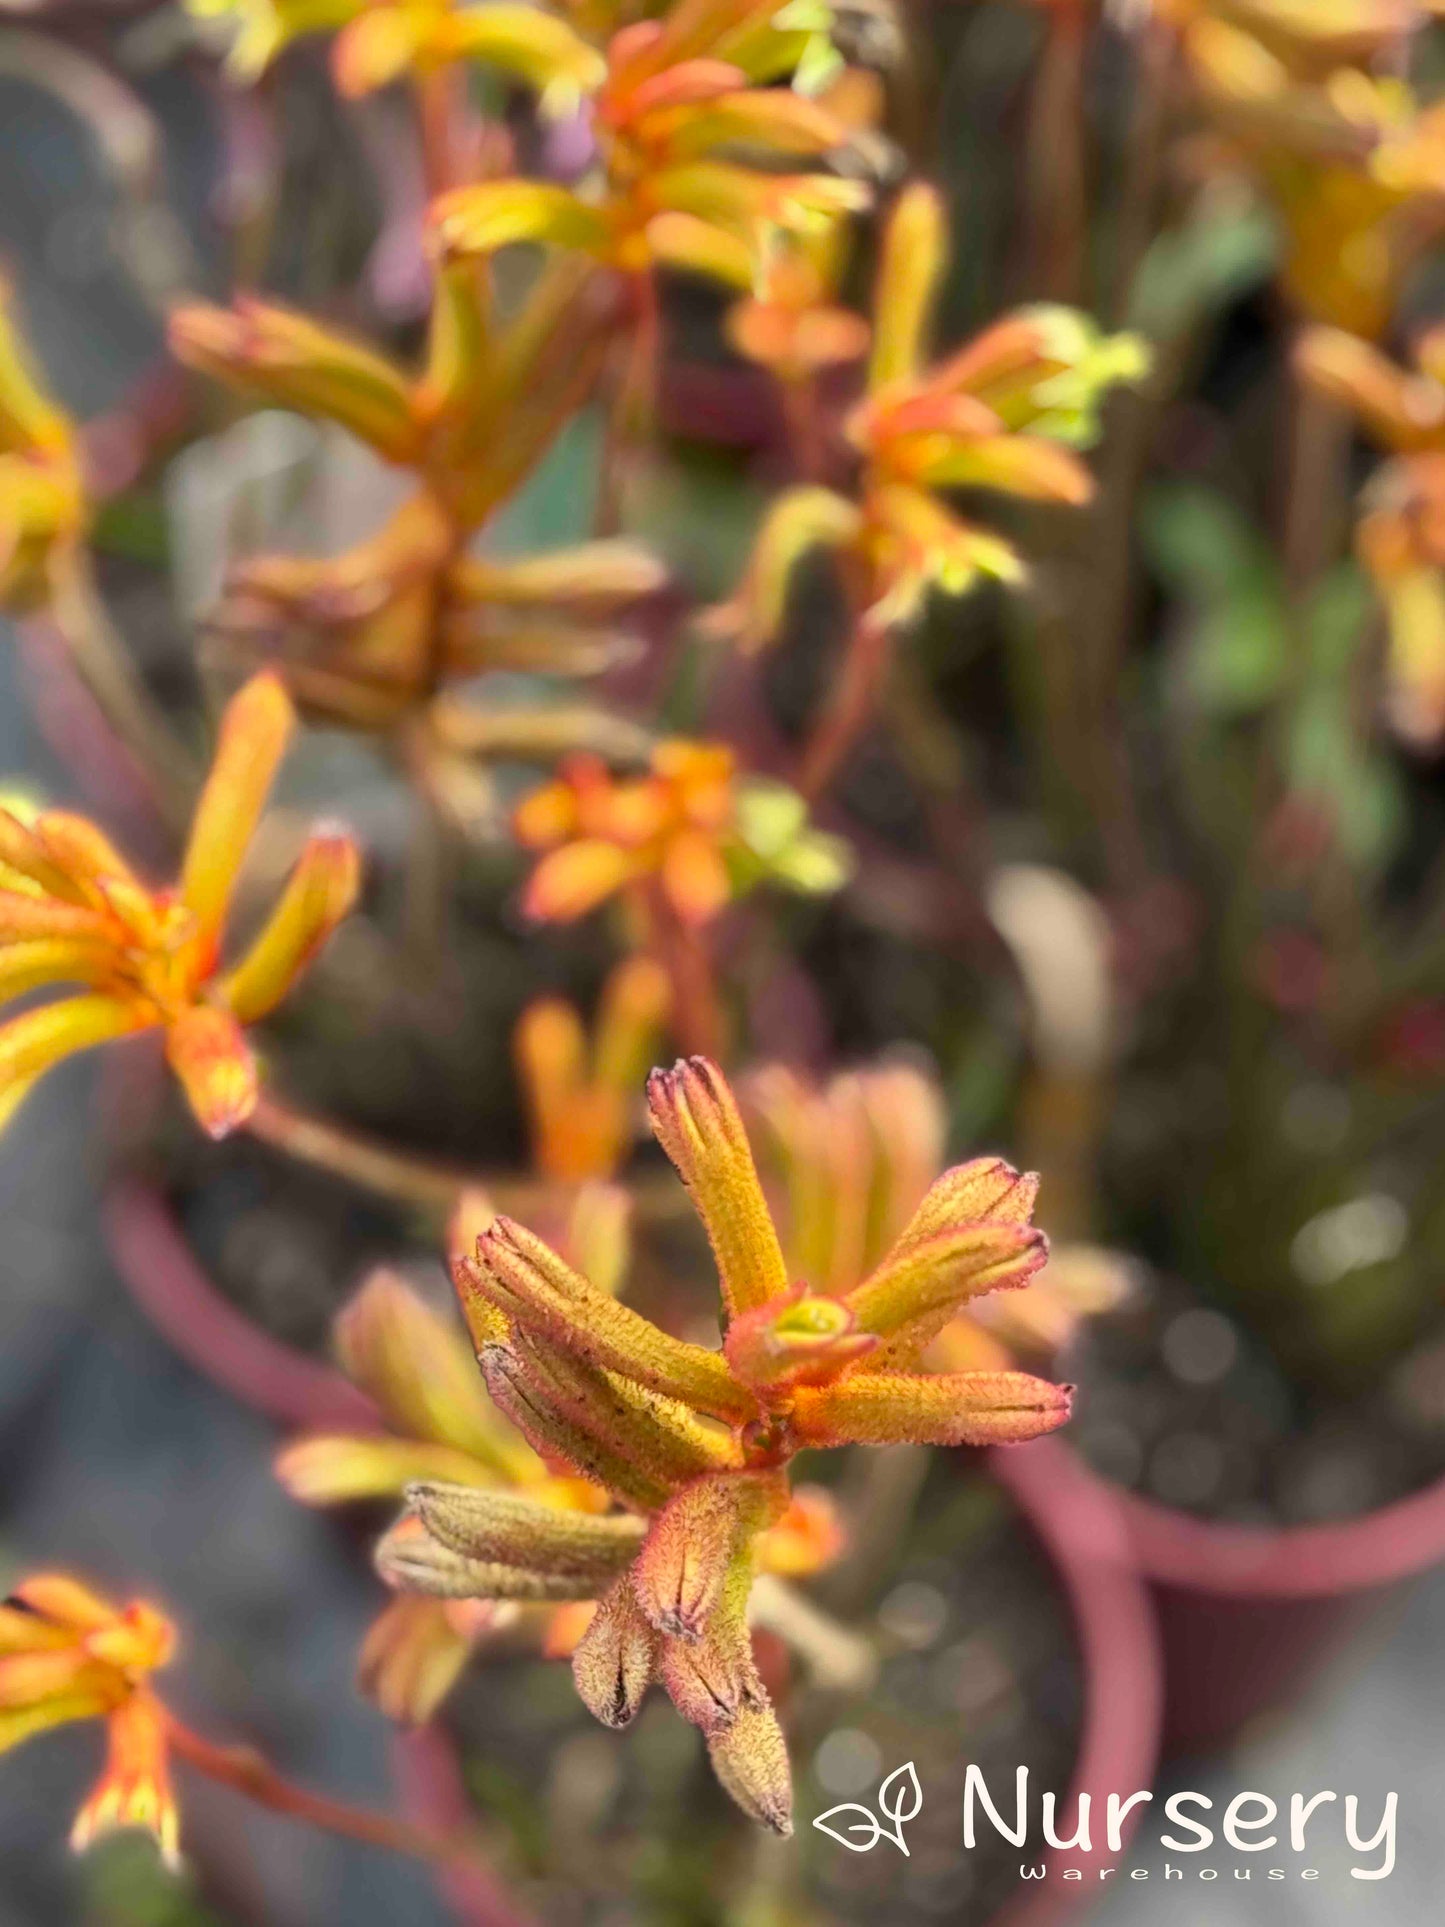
[
  {"x1": 163, "y1": 1711, "x2": 518, "y2": 1899},
  {"x1": 1026, "y1": 1, "x2": 1088, "y2": 303},
  {"x1": 748, "y1": 1576, "x2": 877, "y2": 1693},
  {"x1": 799, "y1": 610, "x2": 891, "y2": 800},
  {"x1": 1109, "y1": 15, "x2": 1175, "y2": 327},
  {"x1": 45, "y1": 549, "x2": 198, "y2": 834},
  {"x1": 245, "y1": 1090, "x2": 470, "y2": 1217}
]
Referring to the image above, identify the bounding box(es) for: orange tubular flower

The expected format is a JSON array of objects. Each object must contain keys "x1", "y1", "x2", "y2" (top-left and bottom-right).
[
  {"x1": 277, "y1": 1222, "x2": 636, "y2": 1723},
  {"x1": 0, "y1": 1576, "x2": 179, "y2": 1867},
  {"x1": 431, "y1": 0, "x2": 871, "y2": 295},
  {"x1": 0, "y1": 279, "x2": 86, "y2": 612},
  {"x1": 515, "y1": 955, "x2": 671, "y2": 1182},
  {"x1": 0, "y1": 671, "x2": 360, "y2": 1137},
  {"x1": 1297, "y1": 325, "x2": 1445, "y2": 746},
  {"x1": 1158, "y1": 2, "x2": 1445, "y2": 337},
  {"x1": 514, "y1": 738, "x2": 850, "y2": 928},
  {"x1": 380, "y1": 1055, "x2": 1068, "y2": 1831},
  {"x1": 714, "y1": 182, "x2": 1148, "y2": 647},
  {"x1": 743, "y1": 1054, "x2": 1130, "y2": 1368}
]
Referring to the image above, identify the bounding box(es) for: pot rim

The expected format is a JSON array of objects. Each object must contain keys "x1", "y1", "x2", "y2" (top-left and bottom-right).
[
  {"x1": 986, "y1": 1436, "x2": 1164, "y2": 1927},
  {"x1": 1058, "y1": 1436, "x2": 1445, "y2": 1599}
]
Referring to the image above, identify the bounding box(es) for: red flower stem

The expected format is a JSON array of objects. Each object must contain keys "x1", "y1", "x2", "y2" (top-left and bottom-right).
[
  {"x1": 799, "y1": 610, "x2": 891, "y2": 800},
  {"x1": 1025, "y1": 0, "x2": 1087, "y2": 303},
  {"x1": 105, "y1": 1179, "x2": 382, "y2": 1433},
  {"x1": 416, "y1": 67, "x2": 466, "y2": 198},
  {"x1": 635, "y1": 882, "x2": 724, "y2": 1058},
  {"x1": 163, "y1": 1710, "x2": 532, "y2": 1925},
  {"x1": 245, "y1": 1090, "x2": 471, "y2": 1217}
]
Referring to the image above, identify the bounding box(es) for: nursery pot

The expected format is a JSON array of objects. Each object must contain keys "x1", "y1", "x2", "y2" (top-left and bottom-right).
[
  {"x1": 985, "y1": 1439, "x2": 1163, "y2": 1927},
  {"x1": 1057, "y1": 1438, "x2": 1445, "y2": 1755},
  {"x1": 102, "y1": 1165, "x2": 1164, "y2": 1927}
]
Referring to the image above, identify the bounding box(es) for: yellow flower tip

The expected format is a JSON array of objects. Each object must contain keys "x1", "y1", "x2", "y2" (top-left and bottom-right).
[
  {"x1": 179, "y1": 670, "x2": 297, "y2": 943},
  {"x1": 69, "y1": 1693, "x2": 180, "y2": 1872},
  {"x1": 522, "y1": 840, "x2": 635, "y2": 923},
  {"x1": 356, "y1": 1595, "x2": 483, "y2": 1727},
  {"x1": 706, "y1": 1699, "x2": 794, "y2": 1836},
  {"x1": 164, "y1": 1005, "x2": 259, "y2": 1139},
  {"x1": 723, "y1": 1282, "x2": 878, "y2": 1392},
  {"x1": 646, "y1": 1055, "x2": 791, "y2": 1320}
]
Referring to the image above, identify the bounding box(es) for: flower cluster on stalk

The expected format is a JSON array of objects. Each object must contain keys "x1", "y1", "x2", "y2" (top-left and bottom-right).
[{"x1": 379, "y1": 1054, "x2": 1069, "y2": 1829}]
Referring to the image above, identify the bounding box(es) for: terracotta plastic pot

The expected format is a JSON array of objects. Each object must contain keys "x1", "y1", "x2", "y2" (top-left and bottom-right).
[
  {"x1": 986, "y1": 1438, "x2": 1164, "y2": 1927},
  {"x1": 1057, "y1": 1441, "x2": 1445, "y2": 1754}
]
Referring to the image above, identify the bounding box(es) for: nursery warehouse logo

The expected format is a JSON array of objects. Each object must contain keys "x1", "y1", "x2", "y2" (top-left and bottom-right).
[{"x1": 813, "y1": 1766, "x2": 1399, "y2": 1884}]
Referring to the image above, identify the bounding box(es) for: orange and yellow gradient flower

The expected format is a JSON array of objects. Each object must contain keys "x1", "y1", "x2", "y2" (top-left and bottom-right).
[
  {"x1": 1297, "y1": 324, "x2": 1445, "y2": 746},
  {"x1": 515, "y1": 954, "x2": 671, "y2": 1182},
  {"x1": 717, "y1": 182, "x2": 1147, "y2": 644},
  {"x1": 514, "y1": 738, "x2": 849, "y2": 927},
  {"x1": 380, "y1": 1055, "x2": 1069, "y2": 1830},
  {"x1": 0, "y1": 279, "x2": 85, "y2": 612},
  {"x1": 431, "y1": 0, "x2": 870, "y2": 293},
  {"x1": 0, "y1": 1575, "x2": 179, "y2": 1867},
  {"x1": 0, "y1": 671, "x2": 360, "y2": 1136}
]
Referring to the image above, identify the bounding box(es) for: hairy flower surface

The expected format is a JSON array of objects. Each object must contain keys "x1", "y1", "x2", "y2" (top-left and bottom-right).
[
  {"x1": 0, "y1": 280, "x2": 85, "y2": 611},
  {"x1": 431, "y1": 0, "x2": 870, "y2": 291},
  {"x1": 0, "y1": 1575, "x2": 179, "y2": 1867},
  {"x1": 0, "y1": 672, "x2": 359, "y2": 1136},
  {"x1": 715, "y1": 182, "x2": 1146, "y2": 644},
  {"x1": 1298, "y1": 325, "x2": 1445, "y2": 744},
  {"x1": 382, "y1": 1055, "x2": 1068, "y2": 1829},
  {"x1": 514, "y1": 738, "x2": 850, "y2": 925}
]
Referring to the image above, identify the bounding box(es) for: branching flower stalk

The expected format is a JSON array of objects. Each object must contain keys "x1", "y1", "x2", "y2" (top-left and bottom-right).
[
  {"x1": 0, "y1": 1573, "x2": 517, "y2": 1896},
  {"x1": 380, "y1": 1055, "x2": 1070, "y2": 1832}
]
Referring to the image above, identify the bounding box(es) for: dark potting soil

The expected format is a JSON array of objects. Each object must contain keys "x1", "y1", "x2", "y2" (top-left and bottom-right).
[
  {"x1": 1065, "y1": 1270, "x2": 1445, "y2": 1526},
  {"x1": 442, "y1": 1463, "x2": 1081, "y2": 1927}
]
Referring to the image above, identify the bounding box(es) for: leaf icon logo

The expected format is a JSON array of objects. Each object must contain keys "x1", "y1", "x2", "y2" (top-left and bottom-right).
[{"x1": 813, "y1": 1763, "x2": 921, "y2": 1855}]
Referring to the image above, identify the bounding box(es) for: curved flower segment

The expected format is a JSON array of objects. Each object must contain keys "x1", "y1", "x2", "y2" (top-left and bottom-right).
[
  {"x1": 1297, "y1": 324, "x2": 1445, "y2": 746},
  {"x1": 1157, "y1": 0, "x2": 1445, "y2": 337},
  {"x1": 514, "y1": 737, "x2": 851, "y2": 926},
  {"x1": 430, "y1": 0, "x2": 871, "y2": 292},
  {"x1": 0, "y1": 1576, "x2": 179, "y2": 1867},
  {"x1": 515, "y1": 955, "x2": 672, "y2": 1182},
  {"x1": 715, "y1": 182, "x2": 1148, "y2": 645},
  {"x1": 0, "y1": 280, "x2": 85, "y2": 612},
  {"x1": 381, "y1": 1055, "x2": 1069, "y2": 1831},
  {"x1": 169, "y1": 268, "x2": 660, "y2": 733},
  {"x1": 0, "y1": 672, "x2": 360, "y2": 1136}
]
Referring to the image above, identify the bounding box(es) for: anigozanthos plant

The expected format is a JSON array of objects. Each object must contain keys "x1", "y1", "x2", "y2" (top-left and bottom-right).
[
  {"x1": 515, "y1": 738, "x2": 850, "y2": 927},
  {"x1": 742, "y1": 1054, "x2": 1130, "y2": 1368},
  {"x1": 0, "y1": 277, "x2": 85, "y2": 612},
  {"x1": 0, "y1": 1566, "x2": 502, "y2": 1873},
  {"x1": 276, "y1": 1261, "x2": 610, "y2": 1722},
  {"x1": 1158, "y1": 0, "x2": 1445, "y2": 337},
  {"x1": 0, "y1": 671, "x2": 359, "y2": 1136},
  {"x1": 187, "y1": 0, "x2": 604, "y2": 107},
  {"x1": 430, "y1": 0, "x2": 872, "y2": 300},
  {"x1": 515, "y1": 954, "x2": 672, "y2": 1182},
  {"x1": 169, "y1": 266, "x2": 661, "y2": 741},
  {"x1": 712, "y1": 181, "x2": 1146, "y2": 788},
  {"x1": 380, "y1": 1055, "x2": 1069, "y2": 1832},
  {"x1": 0, "y1": 1576, "x2": 180, "y2": 1866},
  {"x1": 1296, "y1": 325, "x2": 1445, "y2": 746}
]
